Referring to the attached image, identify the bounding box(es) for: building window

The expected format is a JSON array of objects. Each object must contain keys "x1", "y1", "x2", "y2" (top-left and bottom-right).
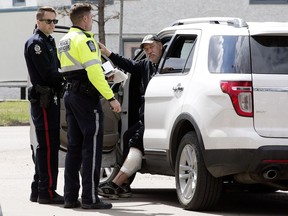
[
  {"x1": 13, "y1": 0, "x2": 25, "y2": 6},
  {"x1": 250, "y1": 0, "x2": 288, "y2": 4},
  {"x1": 71, "y1": 0, "x2": 114, "y2": 5}
]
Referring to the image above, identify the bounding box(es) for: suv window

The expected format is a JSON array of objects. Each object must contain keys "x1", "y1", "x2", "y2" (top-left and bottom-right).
[
  {"x1": 208, "y1": 36, "x2": 251, "y2": 74},
  {"x1": 160, "y1": 35, "x2": 196, "y2": 74},
  {"x1": 251, "y1": 36, "x2": 288, "y2": 74}
]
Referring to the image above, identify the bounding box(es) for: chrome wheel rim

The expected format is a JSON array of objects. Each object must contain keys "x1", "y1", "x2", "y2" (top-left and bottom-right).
[
  {"x1": 100, "y1": 167, "x2": 114, "y2": 183},
  {"x1": 178, "y1": 144, "x2": 197, "y2": 202}
]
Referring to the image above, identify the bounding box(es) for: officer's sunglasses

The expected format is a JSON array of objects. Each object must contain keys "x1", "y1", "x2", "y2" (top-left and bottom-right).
[{"x1": 39, "y1": 19, "x2": 58, "y2": 24}]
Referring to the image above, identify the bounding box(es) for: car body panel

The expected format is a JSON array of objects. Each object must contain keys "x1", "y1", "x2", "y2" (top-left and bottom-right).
[{"x1": 253, "y1": 74, "x2": 288, "y2": 138}]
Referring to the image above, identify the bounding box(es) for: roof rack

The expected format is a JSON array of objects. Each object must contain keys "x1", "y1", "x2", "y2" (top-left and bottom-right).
[{"x1": 172, "y1": 17, "x2": 248, "y2": 28}]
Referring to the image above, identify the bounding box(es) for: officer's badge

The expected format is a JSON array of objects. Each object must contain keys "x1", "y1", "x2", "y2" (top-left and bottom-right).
[
  {"x1": 34, "y1": 44, "x2": 42, "y2": 54},
  {"x1": 87, "y1": 40, "x2": 96, "y2": 52}
]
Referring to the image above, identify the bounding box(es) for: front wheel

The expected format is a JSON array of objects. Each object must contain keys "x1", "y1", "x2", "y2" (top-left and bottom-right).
[
  {"x1": 175, "y1": 132, "x2": 222, "y2": 211},
  {"x1": 100, "y1": 166, "x2": 120, "y2": 184}
]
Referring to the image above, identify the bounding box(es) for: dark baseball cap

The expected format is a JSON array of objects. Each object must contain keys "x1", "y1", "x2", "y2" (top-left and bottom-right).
[{"x1": 140, "y1": 34, "x2": 162, "y2": 49}]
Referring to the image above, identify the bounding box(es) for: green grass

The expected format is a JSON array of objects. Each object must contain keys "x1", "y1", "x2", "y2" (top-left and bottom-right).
[{"x1": 0, "y1": 100, "x2": 30, "y2": 126}]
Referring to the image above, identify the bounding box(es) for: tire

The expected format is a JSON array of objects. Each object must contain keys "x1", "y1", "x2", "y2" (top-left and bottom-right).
[{"x1": 175, "y1": 132, "x2": 222, "y2": 211}]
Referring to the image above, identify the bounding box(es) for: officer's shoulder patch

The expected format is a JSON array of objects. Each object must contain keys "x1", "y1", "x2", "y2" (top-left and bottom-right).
[
  {"x1": 87, "y1": 40, "x2": 96, "y2": 52},
  {"x1": 34, "y1": 44, "x2": 42, "y2": 55}
]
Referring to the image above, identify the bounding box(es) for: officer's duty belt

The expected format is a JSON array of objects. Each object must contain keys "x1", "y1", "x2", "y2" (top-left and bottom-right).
[{"x1": 65, "y1": 81, "x2": 99, "y2": 97}]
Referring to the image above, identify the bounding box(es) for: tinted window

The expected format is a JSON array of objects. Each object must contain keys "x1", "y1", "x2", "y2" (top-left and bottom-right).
[
  {"x1": 160, "y1": 35, "x2": 196, "y2": 74},
  {"x1": 13, "y1": 0, "x2": 25, "y2": 6},
  {"x1": 251, "y1": 36, "x2": 288, "y2": 74},
  {"x1": 208, "y1": 36, "x2": 251, "y2": 73}
]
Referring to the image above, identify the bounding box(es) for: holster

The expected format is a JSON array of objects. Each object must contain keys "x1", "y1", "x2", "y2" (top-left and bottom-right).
[
  {"x1": 28, "y1": 86, "x2": 37, "y2": 103},
  {"x1": 35, "y1": 85, "x2": 53, "y2": 108}
]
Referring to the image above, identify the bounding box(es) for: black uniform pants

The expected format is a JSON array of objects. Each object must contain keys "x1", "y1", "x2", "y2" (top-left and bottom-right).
[
  {"x1": 63, "y1": 91, "x2": 104, "y2": 204},
  {"x1": 30, "y1": 99, "x2": 60, "y2": 199}
]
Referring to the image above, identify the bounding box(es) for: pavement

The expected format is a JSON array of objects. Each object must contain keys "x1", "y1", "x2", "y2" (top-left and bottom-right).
[
  {"x1": 2, "y1": 126, "x2": 288, "y2": 216},
  {"x1": 0, "y1": 126, "x2": 183, "y2": 216}
]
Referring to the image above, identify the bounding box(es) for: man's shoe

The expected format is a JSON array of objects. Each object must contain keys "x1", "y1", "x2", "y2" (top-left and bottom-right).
[
  {"x1": 118, "y1": 184, "x2": 132, "y2": 198},
  {"x1": 98, "y1": 182, "x2": 119, "y2": 200},
  {"x1": 82, "y1": 201, "x2": 112, "y2": 209},
  {"x1": 64, "y1": 200, "x2": 81, "y2": 208},
  {"x1": 98, "y1": 182, "x2": 132, "y2": 199},
  {"x1": 38, "y1": 192, "x2": 64, "y2": 204}
]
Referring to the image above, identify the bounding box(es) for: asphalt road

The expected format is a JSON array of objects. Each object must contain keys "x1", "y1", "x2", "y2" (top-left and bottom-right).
[{"x1": 1, "y1": 126, "x2": 288, "y2": 216}]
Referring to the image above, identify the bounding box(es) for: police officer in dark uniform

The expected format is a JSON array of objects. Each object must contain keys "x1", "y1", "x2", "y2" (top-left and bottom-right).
[{"x1": 24, "y1": 6, "x2": 64, "y2": 204}]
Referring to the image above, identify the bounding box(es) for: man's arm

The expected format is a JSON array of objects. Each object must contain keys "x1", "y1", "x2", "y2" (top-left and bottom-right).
[{"x1": 99, "y1": 42, "x2": 144, "y2": 75}]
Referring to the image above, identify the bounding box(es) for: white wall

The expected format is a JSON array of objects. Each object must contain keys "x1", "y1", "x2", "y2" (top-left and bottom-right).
[
  {"x1": 0, "y1": 11, "x2": 35, "y2": 82},
  {"x1": 0, "y1": 1, "x2": 12, "y2": 7},
  {"x1": 36, "y1": 0, "x2": 69, "y2": 7},
  {"x1": 0, "y1": 10, "x2": 72, "y2": 82},
  {"x1": 0, "y1": 0, "x2": 37, "y2": 7}
]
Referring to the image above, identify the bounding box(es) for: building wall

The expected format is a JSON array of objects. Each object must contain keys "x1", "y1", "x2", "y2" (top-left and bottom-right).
[
  {"x1": 0, "y1": 0, "x2": 288, "y2": 83},
  {"x1": 0, "y1": 0, "x2": 37, "y2": 7},
  {"x1": 103, "y1": 0, "x2": 288, "y2": 54}
]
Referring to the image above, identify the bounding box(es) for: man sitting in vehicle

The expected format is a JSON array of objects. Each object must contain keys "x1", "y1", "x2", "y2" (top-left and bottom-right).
[{"x1": 98, "y1": 35, "x2": 164, "y2": 199}]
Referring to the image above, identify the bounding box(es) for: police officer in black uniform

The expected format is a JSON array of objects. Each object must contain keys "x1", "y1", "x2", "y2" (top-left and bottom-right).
[{"x1": 24, "y1": 6, "x2": 64, "y2": 204}]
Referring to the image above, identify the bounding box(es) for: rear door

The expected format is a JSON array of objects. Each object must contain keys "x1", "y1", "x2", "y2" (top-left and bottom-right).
[{"x1": 250, "y1": 28, "x2": 288, "y2": 138}]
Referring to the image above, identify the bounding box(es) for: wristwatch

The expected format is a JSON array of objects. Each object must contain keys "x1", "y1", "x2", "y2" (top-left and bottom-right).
[{"x1": 108, "y1": 97, "x2": 116, "y2": 102}]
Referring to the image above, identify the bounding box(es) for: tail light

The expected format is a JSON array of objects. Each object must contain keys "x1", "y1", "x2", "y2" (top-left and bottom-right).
[{"x1": 220, "y1": 81, "x2": 253, "y2": 117}]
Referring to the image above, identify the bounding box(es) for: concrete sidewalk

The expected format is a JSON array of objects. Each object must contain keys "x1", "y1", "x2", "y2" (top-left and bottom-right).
[{"x1": 0, "y1": 126, "x2": 183, "y2": 216}]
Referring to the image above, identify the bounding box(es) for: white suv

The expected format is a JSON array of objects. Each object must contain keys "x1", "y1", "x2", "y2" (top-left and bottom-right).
[
  {"x1": 135, "y1": 17, "x2": 288, "y2": 210},
  {"x1": 30, "y1": 18, "x2": 288, "y2": 211}
]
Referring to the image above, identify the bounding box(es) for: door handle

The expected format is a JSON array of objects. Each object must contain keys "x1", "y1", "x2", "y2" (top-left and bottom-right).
[{"x1": 173, "y1": 84, "x2": 184, "y2": 92}]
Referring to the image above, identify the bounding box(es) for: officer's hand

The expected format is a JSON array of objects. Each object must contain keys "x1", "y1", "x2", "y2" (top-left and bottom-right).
[
  {"x1": 99, "y1": 42, "x2": 112, "y2": 57},
  {"x1": 109, "y1": 99, "x2": 121, "y2": 113}
]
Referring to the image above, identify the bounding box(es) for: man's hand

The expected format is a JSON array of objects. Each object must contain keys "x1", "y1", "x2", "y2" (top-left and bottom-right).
[
  {"x1": 99, "y1": 42, "x2": 112, "y2": 57},
  {"x1": 107, "y1": 74, "x2": 115, "y2": 81},
  {"x1": 109, "y1": 99, "x2": 121, "y2": 113}
]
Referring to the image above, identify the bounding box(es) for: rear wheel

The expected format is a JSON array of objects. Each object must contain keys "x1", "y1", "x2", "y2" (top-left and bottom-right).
[{"x1": 175, "y1": 132, "x2": 222, "y2": 211}]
